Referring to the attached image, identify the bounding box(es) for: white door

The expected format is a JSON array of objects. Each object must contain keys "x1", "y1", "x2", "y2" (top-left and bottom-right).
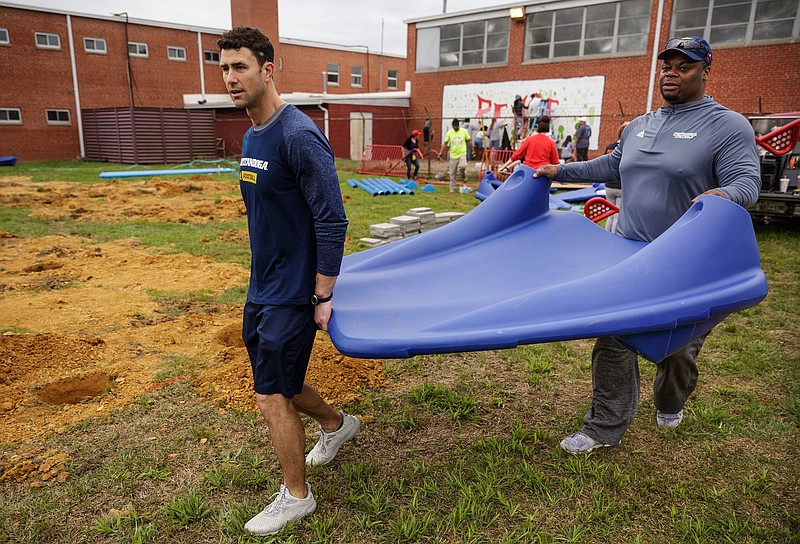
[{"x1": 350, "y1": 112, "x2": 373, "y2": 160}]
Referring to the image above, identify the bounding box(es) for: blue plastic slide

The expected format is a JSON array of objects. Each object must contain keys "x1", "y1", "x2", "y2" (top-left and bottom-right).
[
  {"x1": 328, "y1": 165, "x2": 768, "y2": 362},
  {"x1": 556, "y1": 182, "x2": 606, "y2": 202},
  {"x1": 476, "y1": 170, "x2": 570, "y2": 209}
]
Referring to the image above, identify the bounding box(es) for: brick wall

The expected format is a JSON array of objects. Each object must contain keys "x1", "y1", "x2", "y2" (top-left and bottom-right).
[
  {"x1": 0, "y1": 5, "x2": 409, "y2": 161},
  {"x1": 407, "y1": 2, "x2": 800, "y2": 159},
  {"x1": 275, "y1": 42, "x2": 407, "y2": 95}
]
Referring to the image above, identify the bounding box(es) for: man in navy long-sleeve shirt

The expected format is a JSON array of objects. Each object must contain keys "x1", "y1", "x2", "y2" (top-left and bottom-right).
[
  {"x1": 219, "y1": 26, "x2": 360, "y2": 535},
  {"x1": 534, "y1": 36, "x2": 760, "y2": 454}
]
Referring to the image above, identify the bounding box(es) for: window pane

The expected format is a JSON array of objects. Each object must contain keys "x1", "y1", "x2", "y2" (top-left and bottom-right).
[
  {"x1": 440, "y1": 52, "x2": 459, "y2": 67},
  {"x1": 557, "y1": 23, "x2": 582, "y2": 41},
  {"x1": 528, "y1": 27, "x2": 551, "y2": 43},
  {"x1": 529, "y1": 11, "x2": 553, "y2": 30},
  {"x1": 672, "y1": 8, "x2": 709, "y2": 29},
  {"x1": 753, "y1": 19, "x2": 794, "y2": 39},
  {"x1": 463, "y1": 21, "x2": 484, "y2": 36},
  {"x1": 755, "y1": 0, "x2": 799, "y2": 20},
  {"x1": 620, "y1": 0, "x2": 651, "y2": 17},
  {"x1": 416, "y1": 26, "x2": 439, "y2": 70},
  {"x1": 486, "y1": 48, "x2": 507, "y2": 63},
  {"x1": 462, "y1": 36, "x2": 483, "y2": 51},
  {"x1": 617, "y1": 34, "x2": 647, "y2": 51},
  {"x1": 710, "y1": 24, "x2": 748, "y2": 43},
  {"x1": 587, "y1": 3, "x2": 616, "y2": 20},
  {"x1": 619, "y1": 15, "x2": 649, "y2": 34},
  {"x1": 712, "y1": 4, "x2": 751, "y2": 25},
  {"x1": 556, "y1": 7, "x2": 583, "y2": 25},
  {"x1": 487, "y1": 33, "x2": 508, "y2": 49},
  {"x1": 553, "y1": 41, "x2": 580, "y2": 56},
  {"x1": 584, "y1": 38, "x2": 613, "y2": 55},
  {"x1": 586, "y1": 21, "x2": 615, "y2": 38},
  {"x1": 487, "y1": 19, "x2": 509, "y2": 33},
  {"x1": 462, "y1": 51, "x2": 483, "y2": 65},
  {"x1": 674, "y1": 0, "x2": 710, "y2": 8},
  {"x1": 528, "y1": 44, "x2": 550, "y2": 59},
  {"x1": 440, "y1": 25, "x2": 460, "y2": 39},
  {"x1": 440, "y1": 38, "x2": 460, "y2": 54},
  {"x1": 0, "y1": 28, "x2": 8, "y2": 43}
]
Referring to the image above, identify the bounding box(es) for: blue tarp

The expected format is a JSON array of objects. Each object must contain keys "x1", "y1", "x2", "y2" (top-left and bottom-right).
[{"x1": 328, "y1": 165, "x2": 768, "y2": 362}]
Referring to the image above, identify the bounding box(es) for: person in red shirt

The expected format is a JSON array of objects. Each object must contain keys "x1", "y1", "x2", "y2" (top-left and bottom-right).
[{"x1": 498, "y1": 116, "x2": 559, "y2": 174}]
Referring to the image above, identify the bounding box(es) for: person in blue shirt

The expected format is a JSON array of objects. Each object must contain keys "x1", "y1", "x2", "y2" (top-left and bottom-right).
[
  {"x1": 218, "y1": 26, "x2": 360, "y2": 535},
  {"x1": 534, "y1": 36, "x2": 760, "y2": 454}
]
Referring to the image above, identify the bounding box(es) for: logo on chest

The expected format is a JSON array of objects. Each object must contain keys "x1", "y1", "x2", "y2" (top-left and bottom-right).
[
  {"x1": 240, "y1": 171, "x2": 258, "y2": 184},
  {"x1": 672, "y1": 132, "x2": 698, "y2": 139}
]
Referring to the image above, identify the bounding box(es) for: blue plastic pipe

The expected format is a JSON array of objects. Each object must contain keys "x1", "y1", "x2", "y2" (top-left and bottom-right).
[{"x1": 99, "y1": 168, "x2": 236, "y2": 178}]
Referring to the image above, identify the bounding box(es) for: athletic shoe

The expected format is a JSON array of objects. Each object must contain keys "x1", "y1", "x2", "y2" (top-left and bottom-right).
[
  {"x1": 656, "y1": 410, "x2": 683, "y2": 429},
  {"x1": 560, "y1": 431, "x2": 613, "y2": 454},
  {"x1": 244, "y1": 483, "x2": 316, "y2": 536},
  {"x1": 306, "y1": 412, "x2": 361, "y2": 466}
]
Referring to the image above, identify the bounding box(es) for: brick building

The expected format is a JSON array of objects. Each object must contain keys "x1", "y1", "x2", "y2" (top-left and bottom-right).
[
  {"x1": 0, "y1": 0, "x2": 409, "y2": 161},
  {"x1": 405, "y1": 0, "x2": 800, "y2": 158}
]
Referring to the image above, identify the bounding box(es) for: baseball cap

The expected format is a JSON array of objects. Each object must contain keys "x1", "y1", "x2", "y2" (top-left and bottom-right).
[
  {"x1": 411, "y1": 129, "x2": 421, "y2": 136},
  {"x1": 657, "y1": 36, "x2": 712, "y2": 66},
  {"x1": 578, "y1": 117, "x2": 587, "y2": 123}
]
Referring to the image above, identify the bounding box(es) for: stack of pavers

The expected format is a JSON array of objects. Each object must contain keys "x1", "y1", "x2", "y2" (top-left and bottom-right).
[
  {"x1": 407, "y1": 207, "x2": 437, "y2": 232},
  {"x1": 361, "y1": 207, "x2": 465, "y2": 247}
]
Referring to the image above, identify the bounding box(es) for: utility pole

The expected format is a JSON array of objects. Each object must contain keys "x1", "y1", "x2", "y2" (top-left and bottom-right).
[{"x1": 113, "y1": 12, "x2": 134, "y2": 109}]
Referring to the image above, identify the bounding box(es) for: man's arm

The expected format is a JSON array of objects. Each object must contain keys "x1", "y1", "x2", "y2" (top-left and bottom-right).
[
  {"x1": 705, "y1": 113, "x2": 761, "y2": 207},
  {"x1": 313, "y1": 273, "x2": 337, "y2": 331}
]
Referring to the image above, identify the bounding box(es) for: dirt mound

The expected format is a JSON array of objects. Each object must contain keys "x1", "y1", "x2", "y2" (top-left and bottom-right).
[{"x1": 0, "y1": 175, "x2": 386, "y2": 472}]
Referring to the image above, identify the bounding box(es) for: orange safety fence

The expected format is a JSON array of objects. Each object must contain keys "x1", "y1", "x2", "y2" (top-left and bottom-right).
[
  {"x1": 358, "y1": 145, "x2": 407, "y2": 177},
  {"x1": 477, "y1": 149, "x2": 514, "y2": 181}
]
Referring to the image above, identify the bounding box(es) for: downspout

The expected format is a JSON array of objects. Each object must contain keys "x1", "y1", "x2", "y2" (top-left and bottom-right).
[
  {"x1": 196, "y1": 32, "x2": 207, "y2": 103},
  {"x1": 66, "y1": 15, "x2": 85, "y2": 158},
  {"x1": 317, "y1": 104, "x2": 329, "y2": 139},
  {"x1": 645, "y1": 0, "x2": 666, "y2": 113}
]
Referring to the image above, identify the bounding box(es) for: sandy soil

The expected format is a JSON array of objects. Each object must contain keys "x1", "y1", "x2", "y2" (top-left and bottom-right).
[{"x1": 0, "y1": 174, "x2": 385, "y2": 484}]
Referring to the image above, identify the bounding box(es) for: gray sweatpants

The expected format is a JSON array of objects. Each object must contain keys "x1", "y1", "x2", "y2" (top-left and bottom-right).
[{"x1": 580, "y1": 334, "x2": 706, "y2": 445}]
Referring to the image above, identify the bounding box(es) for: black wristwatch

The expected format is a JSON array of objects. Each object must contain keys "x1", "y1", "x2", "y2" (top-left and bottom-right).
[{"x1": 311, "y1": 293, "x2": 333, "y2": 305}]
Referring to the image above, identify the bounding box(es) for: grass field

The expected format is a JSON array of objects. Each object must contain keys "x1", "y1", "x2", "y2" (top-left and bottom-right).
[{"x1": 0, "y1": 160, "x2": 798, "y2": 543}]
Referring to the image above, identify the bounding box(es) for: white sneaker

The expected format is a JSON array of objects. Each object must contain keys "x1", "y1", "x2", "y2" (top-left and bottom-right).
[
  {"x1": 559, "y1": 431, "x2": 613, "y2": 454},
  {"x1": 306, "y1": 412, "x2": 361, "y2": 466},
  {"x1": 657, "y1": 410, "x2": 683, "y2": 429},
  {"x1": 244, "y1": 483, "x2": 316, "y2": 536}
]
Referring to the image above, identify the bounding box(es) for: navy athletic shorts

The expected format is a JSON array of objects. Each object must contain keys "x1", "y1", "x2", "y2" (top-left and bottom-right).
[{"x1": 242, "y1": 301, "x2": 316, "y2": 397}]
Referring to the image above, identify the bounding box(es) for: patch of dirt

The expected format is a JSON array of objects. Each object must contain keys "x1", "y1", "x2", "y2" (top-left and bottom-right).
[{"x1": 0, "y1": 175, "x2": 386, "y2": 485}]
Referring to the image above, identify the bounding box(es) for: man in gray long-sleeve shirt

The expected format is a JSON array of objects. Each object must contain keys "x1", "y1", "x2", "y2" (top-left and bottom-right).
[{"x1": 534, "y1": 36, "x2": 761, "y2": 454}]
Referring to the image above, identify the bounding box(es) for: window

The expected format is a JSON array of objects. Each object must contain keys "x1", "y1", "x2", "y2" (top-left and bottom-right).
[
  {"x1": 204, "y1": 50, "x2": 220, "y2": 63},
  {"x1": 524, "y1": 0, "x2": 650, "y2": 61},
  {"x1": 387, "y1": 69, "x2": 398, "y2": 90},
  {"x1": 83, "y1": 37, "x2": 107, "y2": 54},
  {"x1": 351, "y1": 66, "x2": 363, "y2": 87},
  {"x1": 167, "y1": 46, "x2": 186, "y2": 61},
  {"x1": 439, "y1": 17, "x2": 509, "y2": 68},
  {"x1": 671, "y1": 0, "x2": 799, "y2": 45},
  {"x1": 46, "y1": 109, "x2": 70, "y2": 125},
  {"x1": 327, "y1": 63, "x2": 339, "y2": 85},
  {"x1": 0, "y1": 108, "x2": 22, "y2": 124},
  {"x1": 128, "y1": 42, "x2": 148, "y2": 57},
  {"x1": 0, "y1": 28, "x2": 9, "y2": 45},
  {"x1": 35, "y1": 32, "x2": 60, "y2": 50}
]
